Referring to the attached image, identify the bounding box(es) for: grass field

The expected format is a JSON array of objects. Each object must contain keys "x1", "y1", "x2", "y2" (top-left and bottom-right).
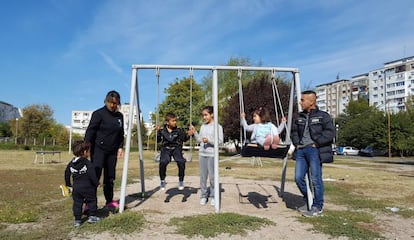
[{"x1": 0, "y1": 149, "x2": 413, "y2": 239}]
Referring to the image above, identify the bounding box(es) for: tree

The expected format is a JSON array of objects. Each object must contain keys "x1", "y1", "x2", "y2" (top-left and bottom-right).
[
  {"x1": 156, "y1": 77, "x2": 204, "y2": 128},
  {"x1": 20, "y1": 104, "x2": 55, "y2": 139},
  {"x1": 0, "y1": 122, "x2": 12, "y2": 137},
  {"x1": 51, "y1": 123, "x2": 70, "y2": 146},
  {"x1": 201, "y1": 57, "x2": 263, "y2": 111},
  {"x1": 336, "y1": 98, "x2": 387, "y2": 149},
  {"x1": 391, "y1": 109, "x2": 414, "y2": 156},
  {"x1": 222, "y1": 75, "x2": 291, "y2": 141}
]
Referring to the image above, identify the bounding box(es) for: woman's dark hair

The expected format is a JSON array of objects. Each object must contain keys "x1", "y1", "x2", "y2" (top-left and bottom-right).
[
  {"x1": 253, "y1": 107, "x2": 271, "y2": 123},
  {"x1": 72, "y1": 141, "x2": 91, "y2": 157},
  {"x1": 104, "y1": 90, "x2": 121, "y2": 104},
  {"x1": 202, "y1": 106, "x2": 214, "y2": 115}
]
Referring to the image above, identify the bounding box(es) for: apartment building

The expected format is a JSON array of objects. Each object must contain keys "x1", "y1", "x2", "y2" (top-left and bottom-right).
[
  {"x1": 369, "y1": 56, "x2": 414, "y2": 113},
  {"x1": 315, "y1": 56, "x2": 414, "y2": 118},
  {"x1": 351, "y1": 73, "x2": 369, "y2": 101},
  {"x1": 0, "y1": 101, "x2": 21, "y2": 123},
  {"x1": 315, "y1": 79, "x2": 351, "y2": 118},
  {"x1": 71, "y1": 103, "x2": 151, "y2": 136},
  {"x1": 71, "y1": 110, "x2": 93, "y2": 135}
]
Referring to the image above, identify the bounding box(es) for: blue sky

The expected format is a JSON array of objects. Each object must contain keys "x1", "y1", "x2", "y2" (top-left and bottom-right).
[{"x1": 1, "y1": 0, "x2": 414, "y2": 125}]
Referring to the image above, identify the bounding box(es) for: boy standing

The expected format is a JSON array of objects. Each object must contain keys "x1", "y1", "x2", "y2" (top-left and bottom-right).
[
  {"x1": 64, "y1": 141, "x2": 100, "y2": 227},
  {"x1": 157, "y1": 112, "x2": 194, "y2": 190}
]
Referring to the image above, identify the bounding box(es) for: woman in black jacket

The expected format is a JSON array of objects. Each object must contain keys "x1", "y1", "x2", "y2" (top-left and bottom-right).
[{"x1": 84, "y1": 90, "x2": 124, "y2": 209}]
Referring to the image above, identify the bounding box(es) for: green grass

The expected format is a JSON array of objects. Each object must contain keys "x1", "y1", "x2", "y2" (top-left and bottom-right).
[
  {"x1": 299, "y1": 210, "x2": 384, "y2": 240},
  {"x1": 169, "y1": 212, "x2": 274, "y2": 238},
  {"x1": 0, "y1": 150, "x2": 413, "y2": 239},
  {"x1": 79, "y1": 211, "x2": 145, "y2": 234}
]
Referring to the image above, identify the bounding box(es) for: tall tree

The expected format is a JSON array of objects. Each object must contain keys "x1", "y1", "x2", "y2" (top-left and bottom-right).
[
  {"x1": 201, "y1": 57, "x2": 263, "y2": 111},
  {"x1": 20, "y1": 104, "x2": 55, "y2": 139},
  {"x1": 0, "y1": 122, "x2": 11, "y2": 137},
  {"x1": 157, "y1": 77, "x2": 204, "y2": 128},
  {"x1": 336, "y1": 98, "x2": 387, "y2": 149}
]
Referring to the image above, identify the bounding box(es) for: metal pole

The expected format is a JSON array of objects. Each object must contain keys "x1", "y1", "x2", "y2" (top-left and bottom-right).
[
  {"x1": 132, "y1": 64, "x2": 299, "y2": 73},
  {"x1": 280, "y1": 72, "x2": 297, "y2": 196},
  {"x1": 212, "y1": 68, "x2": 220, "y2": 213},
  {"x1": 135, "y1": 72, "x2": 146, "y2": 197},
  {"x1": 387, "y1": 101, "x2": 391, "y2": 158},
  {"x1": 15, "y1": 118, "x2": 18, "y2": 145},
  {"x1": 119, "y1": 68, "x2": 137, "y2": 213}
]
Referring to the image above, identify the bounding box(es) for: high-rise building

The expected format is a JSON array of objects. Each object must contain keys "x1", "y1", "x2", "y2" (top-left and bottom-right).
[
  {"x1": 0, "y1": 101, "x2": 21, "y2": 123},
  {"x1": 315, "y1": 56, "x2": 414, "y2": 118},
  {"x1": 369, "y1": 56, "x2": 414, "y2": 113},
  {"x1": 70, "y1": 103, "x2": 152, "y2": 136},
  {"x1": 315, "y1": 79, "x2": 351, "y2": 118}
]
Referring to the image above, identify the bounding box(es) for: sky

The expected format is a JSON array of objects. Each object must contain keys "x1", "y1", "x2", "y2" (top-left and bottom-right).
[{"x1": 1, "y1": 0, "x2": 414, "y2": 125}]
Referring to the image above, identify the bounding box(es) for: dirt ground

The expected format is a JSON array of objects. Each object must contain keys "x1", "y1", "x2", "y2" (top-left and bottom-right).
[{"x1": 74, "y1": 175, "x2": 414, "y2": 240}]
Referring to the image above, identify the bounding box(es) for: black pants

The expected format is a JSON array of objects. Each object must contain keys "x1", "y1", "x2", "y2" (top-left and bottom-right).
[
  {"x1": 92, "y1": 147, "x2": 117, "y2": 204},
  {"x1": 159, "y1": 147, "x2": 186, "y2": 182},
  {"x1": 72, "y1": 185, "x2": 97, "y2": 220}
]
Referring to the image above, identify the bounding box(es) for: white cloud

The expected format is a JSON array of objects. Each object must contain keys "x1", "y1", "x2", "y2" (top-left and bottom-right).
[{"x1": 98, "y1": 51, "x2": 123, "y2": 74}]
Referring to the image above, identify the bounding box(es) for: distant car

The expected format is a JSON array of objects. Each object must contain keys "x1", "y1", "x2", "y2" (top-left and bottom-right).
[
  {"x1": 337, "y1": 146, "x2": 359, "y2": 156},
  {"x1": 358, "y1": 146, "x2": 387, "y2": 157}
]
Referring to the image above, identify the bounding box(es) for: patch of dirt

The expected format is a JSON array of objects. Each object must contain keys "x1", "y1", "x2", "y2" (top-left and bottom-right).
[{"x1": 72, "y1": 176, "x2": 335, "y2": 239}]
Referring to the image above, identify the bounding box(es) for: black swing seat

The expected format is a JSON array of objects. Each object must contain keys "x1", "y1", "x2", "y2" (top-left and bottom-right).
[{"x1": 241, "y1": 143, "x2": 290, "y2": 158}]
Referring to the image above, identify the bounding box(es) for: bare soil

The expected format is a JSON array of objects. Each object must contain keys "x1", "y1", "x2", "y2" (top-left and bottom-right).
[{"x1": 74, "y1": 175, "x2": 414, "y2": 240}]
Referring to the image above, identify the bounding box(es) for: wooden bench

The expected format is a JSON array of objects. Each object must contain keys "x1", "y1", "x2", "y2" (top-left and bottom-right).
[{"x1": 34, "y1": 151, "x2": 62, "y2": 164}]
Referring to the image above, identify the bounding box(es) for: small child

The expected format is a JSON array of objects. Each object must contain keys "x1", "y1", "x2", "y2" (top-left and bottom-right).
[
  {"x1": 191, "y1": 106, "x2": 223, "y2": 206},
  {"x1": 157, "y1": 112, "x2": 194, "y2": 190},
  {"x1": 241, "y1": 107, "x2": 286, "y2": 150},
  {"x1": 64, "y1": 140, "x2": 100, "y2": 227}
]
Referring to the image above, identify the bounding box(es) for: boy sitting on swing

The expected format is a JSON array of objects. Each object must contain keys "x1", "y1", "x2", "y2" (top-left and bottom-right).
[{"x1": 156, "y1": 112, "x2": 194, "y2": 190}]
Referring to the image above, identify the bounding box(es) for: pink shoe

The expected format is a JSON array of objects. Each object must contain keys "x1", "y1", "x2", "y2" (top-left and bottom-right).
[
  {"x1": 271, "y1": 135, "x2": 280, "y2": 149},
  {"x1": 105, "y1": 200, "x2": 119, "y2": 209},
  {"x1": 263, "y1": 135, "x2": 272, "y2": 150}
]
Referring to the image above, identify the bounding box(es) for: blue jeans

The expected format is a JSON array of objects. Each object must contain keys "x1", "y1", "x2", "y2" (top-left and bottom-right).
[{"x1": 294, "y1": 145, "x2": 324, "y2": 209}]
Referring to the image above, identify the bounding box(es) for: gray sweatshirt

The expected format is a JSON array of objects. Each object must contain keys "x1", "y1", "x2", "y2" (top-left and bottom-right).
[{"x1": 194, "y1": 122, "x2": 224, "y2": 157}]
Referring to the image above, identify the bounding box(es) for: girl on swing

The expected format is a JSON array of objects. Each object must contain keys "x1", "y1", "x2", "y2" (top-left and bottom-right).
[{"x1": 240, "y1": 107, "x2": 286, "y2": 150}]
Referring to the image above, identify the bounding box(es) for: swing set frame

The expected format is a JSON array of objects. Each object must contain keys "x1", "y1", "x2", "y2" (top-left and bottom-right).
[{"x1": 119, "y1": 64, "x2": 309, "y2": 213}]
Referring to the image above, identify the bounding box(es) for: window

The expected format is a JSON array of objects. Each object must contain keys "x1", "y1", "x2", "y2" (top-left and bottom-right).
[
  {"x1": 396, "y1": 65, "x2": 406, "y2": 73},
  {"x1": 396, "y1": 81, "x2": 405, "y2": 86}
]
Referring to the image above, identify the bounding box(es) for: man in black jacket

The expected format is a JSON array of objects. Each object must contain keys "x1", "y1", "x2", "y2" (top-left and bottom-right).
[
  {"x1": 291, "y1": 90, "x2": 335, "y2": 217},
  {"x1": 84, "y1": 90, "x2": 124, "y2": 209}
]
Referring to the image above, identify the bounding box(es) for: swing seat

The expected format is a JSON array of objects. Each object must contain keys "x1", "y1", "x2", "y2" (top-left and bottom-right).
[{"x1": 241, "y1": 143, "x2": 290, "y2": 158}]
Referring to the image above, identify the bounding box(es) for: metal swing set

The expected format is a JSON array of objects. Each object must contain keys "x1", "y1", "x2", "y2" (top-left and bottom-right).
[{"x1": 119, "y1": 64, "x2": 313, "y2": 213}]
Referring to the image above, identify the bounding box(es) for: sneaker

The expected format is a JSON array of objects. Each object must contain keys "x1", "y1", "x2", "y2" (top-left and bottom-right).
[
  {"x1": 296, "y1": 204, "x2": 309, "y2": 213},
  {"x1": 200, "y1": 198, "x2": 207, "y2": 205},
  {"x1": 73, "y1": 220, "x2": 82, "y2": 227},
  {"x1": 302, "y1": 206, "x2": 323, "y2": 217},
  {"x1": 60, "y1": 185, "x2": 71, "y2": 197},
  {"x1": 105, "y1": 200, "x2": 119, "y2": 209},
  {"x1": 210, "y1": 198, "x2": 215, "y2": 206},
  {"x1": 87, "y1": 216, "x2": 100, "y2": 224},
  {"x1": 178, "y1": 181, "x2": 184, "y2": 190},
  {"x1": 160, "y1": 180, "x2": 166, "y2": 190}
]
